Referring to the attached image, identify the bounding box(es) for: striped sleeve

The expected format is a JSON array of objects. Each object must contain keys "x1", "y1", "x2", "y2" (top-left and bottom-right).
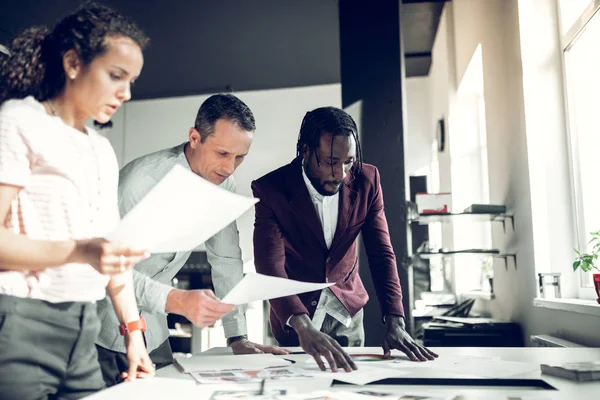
[{"x1": 0, "y1": 111, "x2": 32, "y2": 187}]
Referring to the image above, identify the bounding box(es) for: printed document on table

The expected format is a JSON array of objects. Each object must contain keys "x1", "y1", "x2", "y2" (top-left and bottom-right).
[
  {"x1": 107, "y1": 165, "x2": 258, "y2": 253},
  {"x1": 175, "y1": 354, "x2": 292, "y2": 373},
  {"x1": 221, "y1": 272, "x2": 334, "y2": 305}
]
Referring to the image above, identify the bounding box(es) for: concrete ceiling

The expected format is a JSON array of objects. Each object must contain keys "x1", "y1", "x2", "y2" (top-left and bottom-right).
[
  {"x1": 0, "y1": 0, "x2": 448, "y2": 100},
  {"x1": 402, "y1": 0, "x2": 449, "y2": 77}
]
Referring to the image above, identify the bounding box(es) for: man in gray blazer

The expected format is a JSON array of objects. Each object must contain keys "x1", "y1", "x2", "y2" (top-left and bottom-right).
[{"x1": 95, "y1": 94, "x2": 287, "y2": 386}]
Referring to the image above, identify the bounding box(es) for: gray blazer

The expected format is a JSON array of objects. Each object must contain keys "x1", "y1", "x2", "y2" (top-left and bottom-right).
[{"x1": 95, "y1": 142, "x2": 247, "y2": 353}]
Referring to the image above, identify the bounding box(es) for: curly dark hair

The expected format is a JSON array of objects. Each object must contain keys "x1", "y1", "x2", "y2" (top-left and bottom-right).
[
  {"x1": 194, "y1": 94, "x2": 256, "y2": 143},
  {"x1": 296, "y1": 106, "x2": 363, "y2": 175},
  {"x1": 0, "y1": 2, "x2": 149, "y2": 119}
]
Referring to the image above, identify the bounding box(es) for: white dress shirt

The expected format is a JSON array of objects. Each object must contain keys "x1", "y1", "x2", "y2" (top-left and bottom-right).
[{"x1": 301, "y1": 163, "x2": 352, "y2": 330}]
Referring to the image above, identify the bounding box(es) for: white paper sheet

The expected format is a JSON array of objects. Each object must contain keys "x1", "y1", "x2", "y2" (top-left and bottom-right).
[
  {"x1": 200, "y1": 346, "x2": 234, "y2": 356},
  {"x1": 107, "y1": 165, "x2": 258, "y2": 253},
  {"x1": 390, "y1": 355, "x2": 539, "y2": 378},
  {"x1": 286, "y1": 391, "x2": 385, "y2": 400},
  {"x1": 355, "y1": 391, "x2": 453, "y2": 400},
  {"x1": 301, "y1": 359, "x2": 410, "y2": 385},
  {"x1": 389, "y1": 355, "x2": 499, "y2": 370},
  {"x1": 221, "y1": 272, "x2": 334, "y2": 305},
  {"x1": 83, "y1": 377, "x2": 200, "y2": 399},
  {"x1": 174, "y1": 354, "x2": 292, "y2": 373},
  {"x1": 442, "y1": 358, "x2": 539, "y2": 378}
]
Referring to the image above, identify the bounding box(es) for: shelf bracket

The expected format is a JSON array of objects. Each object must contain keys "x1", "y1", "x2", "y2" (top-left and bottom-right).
[{"x1": 499, "y1": 253, "x2": 517, "y2": 270}]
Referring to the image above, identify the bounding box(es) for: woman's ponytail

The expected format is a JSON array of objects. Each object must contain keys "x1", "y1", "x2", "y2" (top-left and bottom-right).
[{"x1": 0, "y1": 26, "x2": 50, "y2": 105}]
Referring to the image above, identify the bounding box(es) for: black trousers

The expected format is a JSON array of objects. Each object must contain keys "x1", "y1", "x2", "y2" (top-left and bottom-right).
[
  {"x1": 96, "y1": 337, "x2": 173, "y2": 387},
  {"x1": 0, "y1": 294, "x2": 105, "y2": 400}
]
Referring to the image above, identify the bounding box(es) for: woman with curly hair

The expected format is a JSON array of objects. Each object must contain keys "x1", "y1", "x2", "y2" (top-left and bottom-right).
[{"x1": 0, "y1": 3, "x2": 155, "y2": 398}]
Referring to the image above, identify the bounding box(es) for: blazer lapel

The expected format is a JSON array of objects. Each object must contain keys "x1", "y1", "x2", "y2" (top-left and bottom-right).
[
  {"x1": 330, "y1": 177, "x2": 358, "y2": 251},
  {"x1": 286, "y1": 159, "x2": 327, "y2": 250}
]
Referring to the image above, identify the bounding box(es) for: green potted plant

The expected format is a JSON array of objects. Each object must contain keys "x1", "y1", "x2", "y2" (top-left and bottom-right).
[{"x1": 573, "y1": 230, "x2": 600, "y2": 304}]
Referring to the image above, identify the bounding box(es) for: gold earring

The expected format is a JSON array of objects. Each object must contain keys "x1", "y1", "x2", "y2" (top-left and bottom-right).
[{"x1": 70, "y1": 74, "x2": 75, "y2": 79}]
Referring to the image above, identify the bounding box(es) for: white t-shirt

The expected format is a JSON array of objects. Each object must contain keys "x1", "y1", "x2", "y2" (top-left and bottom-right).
[{"x1": 0, "y1": 96, "x2": 119, "y2": 302}]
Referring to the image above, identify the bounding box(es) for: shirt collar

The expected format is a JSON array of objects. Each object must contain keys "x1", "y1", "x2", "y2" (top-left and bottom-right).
[{"x1": 177, "y1": 142, "x2": 191, "y2": 170}]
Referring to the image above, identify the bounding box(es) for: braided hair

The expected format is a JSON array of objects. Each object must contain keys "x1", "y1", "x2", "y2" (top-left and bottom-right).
[{"x1": 296, "y1": 106, "x2": 363, "y2": 176}]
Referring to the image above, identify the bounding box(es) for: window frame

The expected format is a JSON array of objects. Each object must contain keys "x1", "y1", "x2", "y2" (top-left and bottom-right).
[{"x1": 558, "y1": 0, "x2": 600, "y2": 297}]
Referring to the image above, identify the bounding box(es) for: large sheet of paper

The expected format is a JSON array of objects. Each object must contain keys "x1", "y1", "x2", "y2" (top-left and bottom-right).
[
  {"x1": 439, "y1": 358, "x2": 539, "y2": 378},
  {"x1": 107, "y1": 165, "x2": 258, "y2": 253},
  {"x1": 83, "y1": 378, "x2": 200, "y2": 399},
  {"x1": 199, "y1": 346, "x2": 234, "y2": 356},
  {"x1": 299, "y1": 364, "x2": 410, "y2": 385},
  {"x1": 174, "y1": 354, "x2": 292, "y2": 373},
  {"x1": 301, "y1": 359, "x2": 410, "y2": 385},
  {"x1": 388, "y1": 355, "x2": 539, "y2": 378},
  {"x1": 221, "y1": 272, "x2": 334, "y2": 305}
]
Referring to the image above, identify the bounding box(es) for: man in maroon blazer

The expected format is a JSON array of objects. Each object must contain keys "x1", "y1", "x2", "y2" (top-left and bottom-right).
[{"x1": 252, "y1": 107, "x2": 437, "y2": 372}]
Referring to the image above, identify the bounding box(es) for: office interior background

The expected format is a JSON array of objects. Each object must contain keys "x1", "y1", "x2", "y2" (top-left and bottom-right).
[{"x1": 2, "y1": 0, "x2": 600, "y2": 350}]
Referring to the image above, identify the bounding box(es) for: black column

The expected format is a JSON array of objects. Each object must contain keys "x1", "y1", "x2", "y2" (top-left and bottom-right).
[{"x1": 339, "y1": 0, "x2": 411, "y2": 345}]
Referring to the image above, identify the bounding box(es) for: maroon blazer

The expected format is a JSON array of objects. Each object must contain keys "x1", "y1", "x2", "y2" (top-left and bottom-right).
[{"x1": 251, "y1": 158, "x2": 404, "y2": 345}]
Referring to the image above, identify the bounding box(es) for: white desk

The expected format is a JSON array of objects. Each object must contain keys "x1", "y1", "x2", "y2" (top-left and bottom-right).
[{"x1": 87, "y1": 347, "x2": 600, "y2": 399}]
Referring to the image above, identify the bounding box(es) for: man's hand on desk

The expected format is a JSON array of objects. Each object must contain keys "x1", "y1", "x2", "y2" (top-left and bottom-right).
[
  {"x1": 166, "y1": 288, "x2": 235, "y2": 327},
  {"x1": 290, "y1": 314, "x2": 357, "y2": 373},
  {"x1": 229, "y1": 338, "x2": 290, "y2": 355},
  {"x1": 382, "y1": 315, "x2": 438, "y2": 362}
]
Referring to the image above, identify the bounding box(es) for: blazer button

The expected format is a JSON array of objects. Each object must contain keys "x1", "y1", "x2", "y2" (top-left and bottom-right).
[
  {"x1": 311, "y1": 300, "x2": 318, "y2": 306},
  {"x1": 326, "y1": 257, "x2": 331, "y2": 263}
]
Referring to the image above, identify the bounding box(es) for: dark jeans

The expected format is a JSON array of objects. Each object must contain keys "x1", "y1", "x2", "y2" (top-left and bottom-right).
[
  {"x1": 0, "y1": 294, "x2": 104, "y2": 400},
  {"x1": 96, "y1": 338, "x2": 173, "y2": 387}
]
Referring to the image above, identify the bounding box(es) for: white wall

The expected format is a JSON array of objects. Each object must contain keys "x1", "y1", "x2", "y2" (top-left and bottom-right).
[
  {"x1": 428, "y1": 3, "x2": 457, "y2": 266},
  {"x1": 405, "y1": 77, "x2": 433, "y2": 176},
  {"x1": 420, "y1": 0, "x2": 600, "y2": 346}
]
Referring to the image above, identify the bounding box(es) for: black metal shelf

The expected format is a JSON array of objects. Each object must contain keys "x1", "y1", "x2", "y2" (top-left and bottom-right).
[
  {"x1": 416, "y1": 249, "x2": 517, "y2": 269},
  {"x1": 409, "y1": 212, "x2": 514, "y2": 231},
  {"x1": 463, "y1": 290, "x2": 496, "y2": 300}
]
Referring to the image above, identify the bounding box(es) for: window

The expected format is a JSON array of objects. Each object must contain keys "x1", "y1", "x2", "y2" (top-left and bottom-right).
[
  {"x1": 560, "y1": 0, "x2": 600, "y2": 297},
  {"x1": 559, "y1": 0, "x2": 593, "y2": 35},
  {"x1": 450, "y1": 44, "x2": 493, "y2": 296}
]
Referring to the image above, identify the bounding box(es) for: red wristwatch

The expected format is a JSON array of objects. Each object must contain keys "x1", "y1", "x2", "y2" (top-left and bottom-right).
[{"x1": 119, "y1": 316, "x2": 147, "y2": 336}]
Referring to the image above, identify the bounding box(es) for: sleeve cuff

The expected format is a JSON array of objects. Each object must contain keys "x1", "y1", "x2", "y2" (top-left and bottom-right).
[
  {"x1": 151, "y1": 284, "x2": 172, "y2": 315},
  {"x1": 285, "y1": 315, "x2": 294, "y2": 327},
  {"x1": 222, "y1": 309, "x2": 248, "y2": 338},
  {"x1": 382, "y1": 314, "x2": 405, "y2": 324}
]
